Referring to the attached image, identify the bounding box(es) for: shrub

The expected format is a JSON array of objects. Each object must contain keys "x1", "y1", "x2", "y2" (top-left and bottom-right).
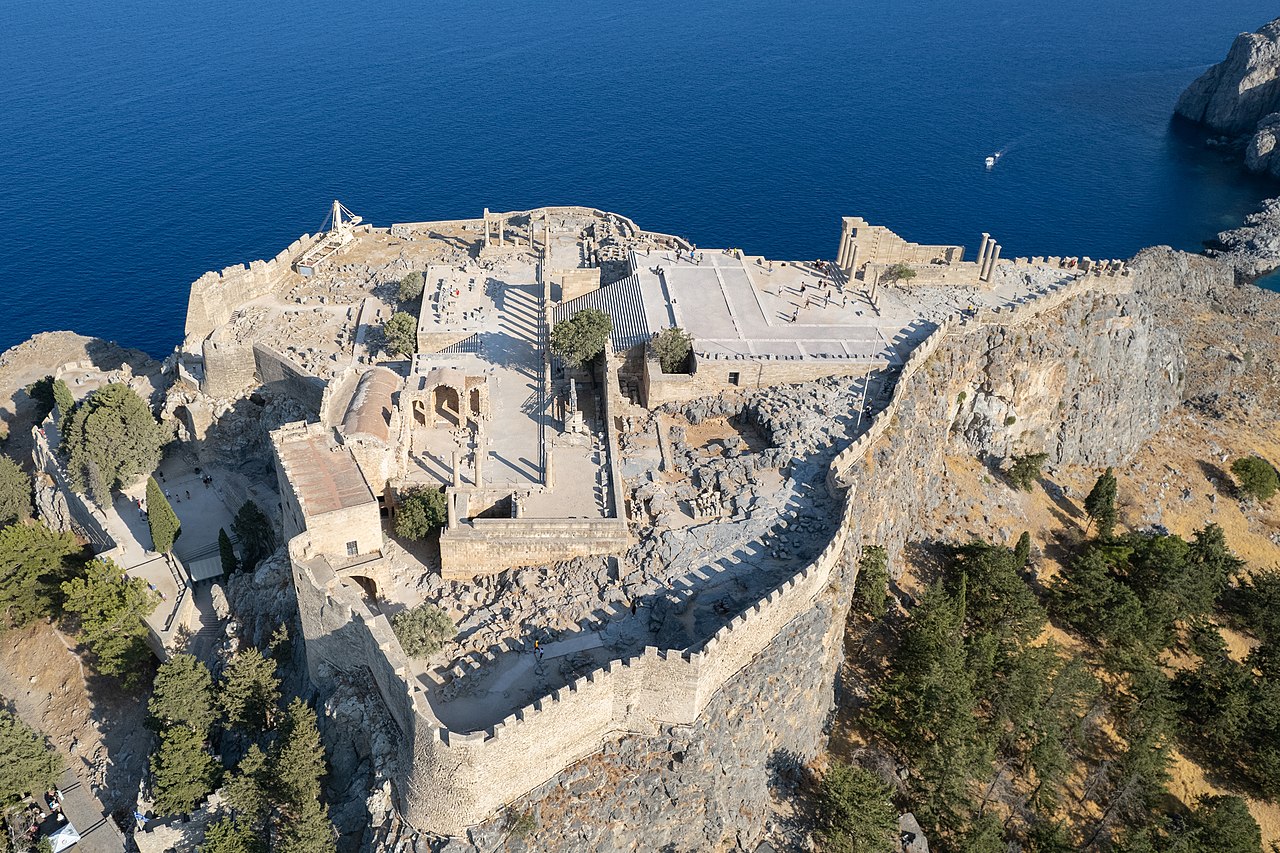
[
  {"x1": 1231, "y1": 455, "x2": 1278, "y2": 502},
  {"x1": 394, "y1": 488, "x2": 448, "y2": 540},
  {"x1": 551, "y1": 309, "x2": 612, "y2": 368},
  {"x1": 384, "y1": 311, "x2": 418, "y2": 356},
  {"x1": 1005, "y1": 414, "x2": 1018, "y2": 426},
  {"x1": 1007, "y1": 452, "x2": 1047, "y2": 491},
  {"x1": 815, "y1": 762, "x2": 897, "y2": 853},
  {"x1": 881, "y1": 262, "x2": 917, "y2": 285},
  {"x1": 392, "y1": 603, "x2": 455, "y2": 657},
  {"x1": 651, "y1": 327, "x2": 692, "y2": 373},
  {"x1": 398, "y1": 271, "x2": 425, "y2": 303}
]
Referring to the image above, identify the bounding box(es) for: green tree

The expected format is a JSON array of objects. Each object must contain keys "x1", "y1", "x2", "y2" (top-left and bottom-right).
[
  {"x1": 397, "y1": 271, "x2": 425, "y2": 303},
  {"x1": 1231, "y1": 455, "x2": 1278, "y2": 502},
  {"x1": 814, "y1": 762, "x2": 897, "y2": 853},
  {"x1": 854, "y1": 545, "x2": 890, "y2": 618},
  {"x1": 231, "y1": 501, "x2": 275, "y2": 572},
  {"x1": 60, "y1": 557, "x2": 159, "y2": 686},
  {"x1": 0, "y1": 455, "x2": 33, "y2": 526},
  {"x1": 651, "y1": 327, "x2": 692, "y2": 373},
  {"x1": 200, "y1": 816, "x2": 262, "y2": 853},
  {"x1": 948, "y1": 541, "x2": 1045, "y2": 649},
  {"x1": 25, "y1": 376, "x2": 57, "y2": 424},
  {"x1": 150, "y1": 724, "x2": 218, "y2": 815},
  {"x1": 149, "y1": 653, "x2": 217, "y2": 735},
  {"x1": 1184, "y1": 794, "x2": 1262, "y2": 853},
  {"x1": 220, "y1": 648, "x2": 281, "y2": 732},
  {"x1": 222, "y1": 745, "x2": 269, "y2": 826},
  {"x1": 276, "y1": 795, "x2": 336, "y2": 853},
  {"x1": 392, "y1": 603, "x2": 456, "y2": 657},
  {"x1": 960, "y1": 814, "x2": 1006, "y2": 853},
  {"x1": 1084, "y1": 467, "x2": 1119, "y2": 538},
  {"x1": 551, "y1": 308, "x2": 612, "y2": 368},
  {"x1": 1007, "y1": 453, "x2": 1048, "y2": 491},
  {"x1": 394, "y1": 488, "x2": 448, "y2": 540},
  {"x1": 145, "y1": 476, "x2": 181, "y2": 553},
  {"x1": 51, "y1": 378, "x2": 74, "y2": 430},
  {"x1": 383, "y1": 311, "x2": 418, "y2": 356},
  {"x1": 881, "y1": 262, "x2": 917, "y2": 285},
  {"x1": 63, "y1": 383, "x2": 167, "y2": 495},
  {"x1": 0, "y1": 521, "x2": 82, "y2": 627},
  {"x1": 219, "y1": 528, "x2": 239, "y2": 575},
  {"x1": 1014, "y1": 531, "x2": 1031, "y2": 568},
  {"x1": 1048, "y1": 548, "x2": 1148, "y2": 650},
  {"x1": 0, "y1": 709, "x2": 65, "y2": 804}
]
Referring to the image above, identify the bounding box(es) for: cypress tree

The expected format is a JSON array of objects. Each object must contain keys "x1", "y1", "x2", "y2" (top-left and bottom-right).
[
  {"x1": 219, "y1": 528, "x2": 239, "y2": 575},
  {"x1": 1014, "y1": 531, "x2": 1031, "y2": 568},
  {"x1": 51, "y1": 378, "x2": 74, "y2": 429},
  {"x1": 148, "y1": 653, "x2": 217, "y2": 735},
  {"x1": 150, "y1": 725, "x2": 218, "y2": 816},
  {"x1": 1084, "y1": 467, "x2": 1119, "y2": 539},
  {"x1": 145, "y1": 476, "x2": 180, "y2": 553},
  {"x1": 231, "y1": 501, "x2": 275, "y2": 571},
  {"x1": 220, "y1": 648, "x2": 281, "y2": 732}
]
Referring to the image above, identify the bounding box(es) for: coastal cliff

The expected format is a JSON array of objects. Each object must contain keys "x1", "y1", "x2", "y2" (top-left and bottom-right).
[{"x1": 1176, "y1": 17, "x2": 1280, "y2": 178}]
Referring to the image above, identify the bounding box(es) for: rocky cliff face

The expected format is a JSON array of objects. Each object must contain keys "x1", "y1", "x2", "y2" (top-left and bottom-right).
[
  {"x1": 1176, "y1": 17, "x2": 1280, "y2": 176},
  {"x1": 417, "y1": 249, "x2": 1257, "y2": 852}
]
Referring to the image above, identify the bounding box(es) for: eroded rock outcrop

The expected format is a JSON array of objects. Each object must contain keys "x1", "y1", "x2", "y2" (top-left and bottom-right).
[{"x1": 1176, "y1": 17, "x2": 1280, "y2": 176}]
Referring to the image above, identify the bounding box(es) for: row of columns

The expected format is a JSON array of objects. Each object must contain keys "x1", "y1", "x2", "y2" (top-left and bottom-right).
[
  {"x1": 975, "y1": 232, "x2": 1002, "y2": 282},
  {"x1": 835, "y1": 221, "x2": 860, "y2": 274},
  {"x1": 483, "y1": 208, "x2": 553, "y2": 255}
]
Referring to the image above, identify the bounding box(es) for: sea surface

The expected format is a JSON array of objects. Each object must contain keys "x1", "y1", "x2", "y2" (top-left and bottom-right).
[{"x1": 2, "y1": 0, "x2": 1278, "y2": 357}]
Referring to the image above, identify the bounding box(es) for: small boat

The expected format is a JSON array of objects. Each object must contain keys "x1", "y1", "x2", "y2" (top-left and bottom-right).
[{"x1": 985, "y1": 152, "x2": 1001, "y2": 169}]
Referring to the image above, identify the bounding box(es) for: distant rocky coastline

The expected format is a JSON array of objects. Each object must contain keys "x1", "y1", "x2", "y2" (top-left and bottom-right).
[{"x1": 1176, "y1": 16, "x2": 1280, "y2": 278}]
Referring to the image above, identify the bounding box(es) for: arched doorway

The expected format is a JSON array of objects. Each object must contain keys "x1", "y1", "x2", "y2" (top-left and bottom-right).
[
  {"x1": 434, "y1": 386, "x2": 461, "y2": 427},
  {"x1": 412, "y1": 398, "x2": 428, "y2": 426},
  {"x1": 349, "y1": 575, "x2": 378, "y2": 601}
]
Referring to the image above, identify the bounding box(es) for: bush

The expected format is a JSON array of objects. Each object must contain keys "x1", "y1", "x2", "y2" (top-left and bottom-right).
[
  {"x1": 63, "y1": 383, "x2": 167, "y2": 496},
  {"x1": 145, "y1": 476, "x2": 180, "y2": 553},
  {"x1": 398, "y1": 271, "x2": 425, "y2": 303},
  {"x1": 392, "y1": 603, "x2": 456, "y2": 657},
  {"x1": 815, "y1": 762, "x2": 898, "y2": 853},
  {"x1": 651, "y1": 327, "x2": 692, "y2": 373},
  {"x1": 1231, "y1": 455, "x2": 1278, "y2": 502},
  {"x1": 0, "y1": 455, "x2": 32, "y2": 527},
  {"x1": 384, "y1": 311, "x2": 418, "y2": 356},
  {"x1": 1007, "y1": 452, "x2": 1047, "y2": 491},
  {"x1": 551, "y1": 309, "x2": 612, "y2": 368},
  {"x1": 394, "y1": 488, "x2": 447, "y2": 540}
]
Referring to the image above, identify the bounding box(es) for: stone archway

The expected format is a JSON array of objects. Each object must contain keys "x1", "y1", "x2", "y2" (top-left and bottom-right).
[
  {"x1": 412, "y1": 398, "x2": 428, "y2": 427},
  {"x1": 173, "y1": 405, "x2": 195, "y2": 441},
  {"x1": 349, "y1": 575, "x2": 378, "y2": 601},
  {"x1": 434, "y1": 385, "x2": 461, "y2": 427}
]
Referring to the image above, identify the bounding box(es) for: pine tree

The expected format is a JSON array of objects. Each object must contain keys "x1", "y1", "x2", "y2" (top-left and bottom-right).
[
  {"x1": 272, "y1": 699, "x2": 326, "y2": 808},
  {"x1": 219, "y1": 528, "x2": 239, "y2": 575},
  {"x1": 275, "y1": 795, "x2": 336, "y2": 853},
  {"x1": 0, "y1": 455, "x2": 33, "y2": 526},
  {"x1": 0, "y1": 521, "x2": 82, "y2": 627},
  {"x1": 145, "y1": 476, "x2": 181, "y2": 553},
  {"x1": 149, "y1": 653, "x2": 217, "y2": 735},
  {"x1": 854, "y1": 545, "x2": 890, "y2": 618},
  {"x1": 220, "y1": 648, "x2": 281, "y2": 732},
  {"x1": 814, "y1": 762, "x2": 897, "y2": 853},
  {"x1": 60, "y1": 557, "x2": 159, "y2": 686},
  {"x1": 200, "y1": 816, "x2": 262, "y2": 853},
  {"x1": 0, "y1": 709, "x2": 65, "y2": 802},
  {"x1": 63, "y1": 383, "x2": 167, "y2": 493},
  {"x1": 1014, "y1": 531, "x2": 1031, "y2": 568},
  {"x1": 222, "y1": 745, "x2": 269, "y2": 826},
  {"x1": 150, "y1": 725, "x2": 218, "y2": 816},
  {"x1": 1084, "y1": 467, "x2": 1118, "y2": 539}
]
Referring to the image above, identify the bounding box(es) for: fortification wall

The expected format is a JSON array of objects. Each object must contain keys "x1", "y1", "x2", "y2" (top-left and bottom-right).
[
  {"x1": 252, "y1": 343, "x2": 326, "y2": 413},
  {"x1": 183, "y1": 234, "x2": 320, "y2": 346},
  {"x1": 290, "y1": 231, "x2": 1182, "y2": 846}
]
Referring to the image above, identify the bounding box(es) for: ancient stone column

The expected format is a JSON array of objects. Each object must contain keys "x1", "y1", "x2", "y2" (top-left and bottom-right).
[
  {"x1": 977, "y1": 232, "x2": 990, "y2": 272},
  {"x1": 483, "y1": 208, "x2": 491, "y2": 248},
  {"x1": 451, "y1": 450, "x2": 461, "y2": 487}
]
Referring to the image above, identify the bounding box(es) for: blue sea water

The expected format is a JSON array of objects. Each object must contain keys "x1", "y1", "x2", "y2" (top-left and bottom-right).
[{"x1": 2, "y1": 0, "x2": 1278, "y2": 357}]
